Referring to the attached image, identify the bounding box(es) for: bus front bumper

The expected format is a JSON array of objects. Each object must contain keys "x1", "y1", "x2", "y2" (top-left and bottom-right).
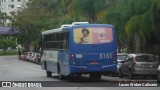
[{"x1": 70, "y1": 64, "x2": 117, "y2": 74}]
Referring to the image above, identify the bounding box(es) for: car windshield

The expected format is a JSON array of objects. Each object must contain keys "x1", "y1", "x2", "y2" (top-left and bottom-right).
[
  {"x1": 117, "y1": 55, "x2": 128, "y2": 61},
  {"x1": 136, "y1": 55, "x2": 156, "y2": 62}
]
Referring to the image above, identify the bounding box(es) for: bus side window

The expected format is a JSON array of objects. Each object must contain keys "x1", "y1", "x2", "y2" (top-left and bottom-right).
[
  {"x1": 55, "y1": 32, "x2": 69, "y2": 50},
  {"x1": 44, "y1": 35, "x2": 47, "y2": 49},
  {"x1": 57, "y1": 33, "x2": 61, "y2": 49},
  {"x1": 60, "y1": 33, "x2": 64, "y2": 49},
  {"x1": 61, "y1": 32, "x2": 69, "y2": 50},
  {"x1": 43, "y1": 32, "x2": 69, "y2": 50},
  {"x1": 54, "y1": 34, "x2": 57, "y2": 49},
  {"x1": 51, "y1": 33, "x2": 57, "y2": 49},
  {"x1": 64, "y1": 32, "x2": 69, "y2": 49},
  {"x1": 53, "y1": 34, "x2": 56, "y2": 49},
  {"x1": 40, "y1": 36, "x2": 44, "y2": 51}
]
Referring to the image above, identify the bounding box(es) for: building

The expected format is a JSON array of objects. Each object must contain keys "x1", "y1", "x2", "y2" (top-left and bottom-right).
[
  {"x1": 0, "y1": 27, "x2": 18, "y2": 34},
  {"x1": 0, "y1": 26, "x2": 19, "y2": 48},
  {"x1": 0, "y1": 0, "x2": 29, "y2": 26}
]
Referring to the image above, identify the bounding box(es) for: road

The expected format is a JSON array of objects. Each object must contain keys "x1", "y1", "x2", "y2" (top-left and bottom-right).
[{"x1": 0, "y1": 56, "x2": 159, "y2": 90}]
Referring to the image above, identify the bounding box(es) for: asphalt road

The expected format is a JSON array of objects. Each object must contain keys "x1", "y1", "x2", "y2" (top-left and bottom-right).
[{"x1": 0, "y1": 56, "x2": 159, "y2": 90}]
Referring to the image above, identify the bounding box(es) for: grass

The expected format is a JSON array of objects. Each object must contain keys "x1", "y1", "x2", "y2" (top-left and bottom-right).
[{"x1": 0, "y1": 51, "x2": 18, "y2": 56}]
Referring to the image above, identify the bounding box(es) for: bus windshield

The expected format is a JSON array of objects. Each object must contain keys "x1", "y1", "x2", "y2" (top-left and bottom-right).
[{"x1": 74, "y1": 27, "x2": 113, "y2": 44}]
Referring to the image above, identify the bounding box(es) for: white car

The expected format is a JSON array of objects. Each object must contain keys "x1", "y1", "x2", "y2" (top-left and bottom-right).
[
  {"x1": 157, "y1": 65, "x2": 160, "y2": 83},
  {"x1": 27, "y1": 52, "x2": 35, "y2": 62},
  {"x1": 32, "y1": 53, "x2": 41, "y2": 64}
]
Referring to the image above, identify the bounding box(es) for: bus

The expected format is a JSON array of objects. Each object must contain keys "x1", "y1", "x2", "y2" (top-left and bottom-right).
[{"x1": 41, "y1": 22, "x2": 117, "y2": 80}]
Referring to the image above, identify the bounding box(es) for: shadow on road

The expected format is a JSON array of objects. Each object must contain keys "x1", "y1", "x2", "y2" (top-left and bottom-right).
[
  {"x1": 51, "y1": 75, "x2": 108, "y2": 82},
  {"x1": 46, "y1": 75, "x2": 116, "y2": 87}
]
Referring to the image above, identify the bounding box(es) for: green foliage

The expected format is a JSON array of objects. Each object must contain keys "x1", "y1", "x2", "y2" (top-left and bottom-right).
[
  {"x1": 0, "y1": 51, "x2": 18, "y2": 56},
  {"x1": 0, "y1": 12, "x2": 8, "y2": 26},
  {"x1": 0, "y1": 39, "x2": 16, "y2": 51},
  {"x1": 76, "y1": 0, "x2": 106, "y2": 23},
  {"x1": 10, "y1": 0, "x2": 160, "y2": 53},
  {"x1": 104, "y1": 0, "x2": 159, "y2": 53},
  {"x1": 155, "y1": 0, "x2": 160, "y2": 9}
]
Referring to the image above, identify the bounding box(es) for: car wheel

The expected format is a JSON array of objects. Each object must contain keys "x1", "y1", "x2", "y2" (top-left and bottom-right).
[
  {"x1": 46, "y1": 71, "x2": 52, "y2": 77},
  {"x1": 129, "y1": 70, "x2": 134, "y2": 79},
  {"x1": 157, "y1": 71, "x2": 160, "y2": 83},
  {"x1": 118, "y1": 69, "x2": 123, "y2": 78}
]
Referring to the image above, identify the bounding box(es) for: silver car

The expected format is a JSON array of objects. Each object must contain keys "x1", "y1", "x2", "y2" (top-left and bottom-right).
[
  {"x1": 27, "y1": 52, "x2": 35, "y2": 62},
  {"x1": 157, "y1": 65, "x2": 160, "y2": 83},
  {"x1": 119, "y1": 54, "x2": 159, "y2": 79},
  {"x1": 117, "y1": 53, "x2": 128, "y2": 73},
  {"x1": 33, "y1": 53, "x2": 41, "y2": 64}
]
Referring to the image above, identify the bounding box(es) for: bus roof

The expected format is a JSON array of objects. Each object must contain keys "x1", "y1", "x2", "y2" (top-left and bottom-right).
[
  {"x1": 72, "y1": 24, "x2": 114, "y2": 28},
  {"x1": 42, "y1": 23, "x2": 114, "y2": 35},
  {"x1": 60, "y1": 24, "x2": 71, "y2": 28},
  {"x1": 42, "y1": 28, "x2": 63, "y2": 35}
]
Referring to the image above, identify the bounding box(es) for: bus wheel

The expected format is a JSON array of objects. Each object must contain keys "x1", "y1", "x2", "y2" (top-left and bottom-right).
[
  {"x1": 89, "y1": 73, "x2": 101, "y2": 80},
  {"x1": 76, "y1": 74, "x2": 82, "y2": 77},
  {"x1": 118, "y1": 70, "x2": 123, "y2": 78},
  {"x1": 58, "y1": 66, "x2": 65, "y2": 80},
  {"x1": 46, "y1": 71, "x2": 52, "y2": 77},
  {"x1": 157, "y1": 71, "x2": 160, "y2": 83}
]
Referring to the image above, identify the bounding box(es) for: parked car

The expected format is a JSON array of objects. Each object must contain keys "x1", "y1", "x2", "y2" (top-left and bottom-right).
[
  {"x1": 110, "y1": 53, "x2": 128, "y2": 77},
  {"x1": 117, "y1": 53, "x2": 128, "y2": 73},
  {"x1": 33, "y1": 53, "x2": 41, "y2": 64},
  {"x1": 27, "y1": 52, "x2": 35, "y2": 62},
  {"x1": 157, "y1": 65, "x2": 160, "y2": 83},
  {"x1": 119, "y1": 54, "x2": 159, "y2": 79}
]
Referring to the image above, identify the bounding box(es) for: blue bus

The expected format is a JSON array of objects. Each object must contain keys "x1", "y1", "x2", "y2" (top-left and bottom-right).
[{"x1": 41, "y1": 22, "x2": 117, "y2": 80}]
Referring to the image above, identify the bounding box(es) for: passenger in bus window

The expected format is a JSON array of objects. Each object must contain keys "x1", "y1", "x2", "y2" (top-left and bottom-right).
[{"x1": 80, "y1": 28, "x2": 90, "y2": 44}]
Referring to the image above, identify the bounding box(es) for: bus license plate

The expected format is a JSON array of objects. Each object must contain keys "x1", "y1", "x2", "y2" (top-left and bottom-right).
[{"x1": 91, "y1": 61, "x2": 98, "y2": 65}]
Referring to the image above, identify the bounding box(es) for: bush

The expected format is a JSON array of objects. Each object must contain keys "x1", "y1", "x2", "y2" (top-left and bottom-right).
[
  {"x1": 0, "y1": 51, "x2": 18, "y2": 56},
  {"x1": 0, "y1": 39, "x2": 16, "y2": 52}
]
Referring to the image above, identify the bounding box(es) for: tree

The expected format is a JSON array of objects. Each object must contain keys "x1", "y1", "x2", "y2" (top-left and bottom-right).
[
  {"x1": 0, "y1": 12, "x2": 8, "y2": 26},
  {"x1": 11, "y1": 0, "x2": 160, "y2": 54},
  {"x1": 104, "y1": 0, "x2": 132, "y2": 52},
  {"x1": 72, "y1": 0, "x2": 106, "y2": 23},
  {"x1": 104, "y1": 0, "x2": 154, "y2": 53},
  {"x1": 12, "y1": 0, "x2": 61, "y2": 51}
]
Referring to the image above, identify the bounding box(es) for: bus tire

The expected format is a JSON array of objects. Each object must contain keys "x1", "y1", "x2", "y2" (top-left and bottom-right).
[
  {"x1": 157, "y1": 71, "x2": 160, "y2": 83},
  {"x1": 58, "y1": 65, "x2": 65, "y2": 80},
  {"x1": 118, "y1": 69, "x2": 123, "y2": 78},
  {"x1": 46, "y1": 71, "x2": 52, "y2": 77},
  {"x1": 76, "y1": 74, "x2": 82, "y2": 77},
  {"x1": 89, "y1": 73, "x2": 101, "y2": 80}
]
